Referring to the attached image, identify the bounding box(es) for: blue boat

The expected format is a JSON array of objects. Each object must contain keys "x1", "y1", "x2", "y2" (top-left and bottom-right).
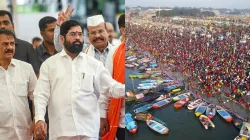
[
  {"x1": 216, "y1": 106, "x2": 233, "y2": 123},
  {"x1": 152, "y1": 98, "x2": 172, "y2": 108},
  {"x1": 146, "y1": 118, "x2": 169, "y2": 134},
  {"x1": 195, "y1": 103, "x2": 208, "y2": 117},
  {"x1": 137, "y1": 94, "x2": 161, "y2": 102},
  {"x1": 125, "y1": 113, "x2": 137, "y2": 133},
  {"x1": 159, "y1": 85, "x2": 177, "y2": 92},
  {"x1": 134, "y1": 104, "x2": 153, "y2": 113}
]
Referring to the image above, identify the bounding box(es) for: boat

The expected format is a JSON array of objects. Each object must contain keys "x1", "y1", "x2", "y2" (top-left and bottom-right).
[
  {"x1": 139, "y1": 83, "x2": 157, "y2": 87},
  {"x1": 138, "y1": 66, "x2": 146, "y2": 73},
  {"x1": 125, "y1": 64, "x2": 134, "y2": 68},
  {"x1": 132, "y1": 62, "x2": 139, "y2": 67},
  {"x1": 172, "y1": 92, "x2": 190, "y2": 101},
  {"x1": 126, "y1": 55, "x2": 136, "y2": 60},
  {"x1": 195, "y1": 103, "x2": 208, "y2": 117},
  {"x1": 137, "y1": 85, "x2": 156, "y2": 90},
  {"x1": 125, "y1": 113, "x2": 137, "y2": 133},
  {"x1": 134, "y1": 112, "x2": 153, "y2": 121},
  {"x1": 133, "y1": 104, "x2": 153, "y2": 113},
  {"x1": 155, "y1": 94, "x2": 168, "y2": 101},
  {"x1": 159, "y1": 85, "x2": 178, "y2": 92},
  {"x1": 230, "y1": 112, "x2": 247, "y2": 130},
  {"x1": 199, "y1": 115, "x2": 215, "y2": 129},
  {"x1": 138, "y1": 74, "x2": 151, "y2": 79},
  {"x1": 129, "y1": 74, "x2": 141, "y2": 78},
  {"x1": 146, "y1": 119, "x2": 169, "y2": 134},
  {"x1": 171, "y1": 88, "x2": 181, "y2": 94},
  {"x1": 206, "y1": 104, "x2": 216, "y2": 119},
  {"x1": 152, "y1": 98, "x2": 172, "y2": 109},
  {"x1": 174, "y1": 97, "x2": 189, "y2": 109},
  {"x1": 187, "y1": 99, "x2": 203, "y2": 110},
  {"x1": 239, "y1": 122, "x2": 250, "y2": 138},
  {"x1": 137, "y1": 94, "x2": 161, "y2": 102},
  {"x1": 216, "y1": 105, "x2": 233, "y2": 123}
]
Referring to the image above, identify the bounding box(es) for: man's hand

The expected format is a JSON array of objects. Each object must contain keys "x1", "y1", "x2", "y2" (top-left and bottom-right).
[
  {"x1": 34, "y1": 120, "x2": 47, "y2": 140},
  {"x1": 99, "y1": 118, "x2": 110, "y2": 137},
  {"x1": 57, "y1": 3, "x2": 74, "y2": 27}
]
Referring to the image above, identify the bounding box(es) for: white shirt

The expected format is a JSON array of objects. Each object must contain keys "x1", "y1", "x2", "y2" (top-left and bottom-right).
[
  {"x1": 34, "y1": 49, "x2": 125, "y2": 139},
  {"x1": 0, "y1": 59, "x2": 37, "y2": 140}
]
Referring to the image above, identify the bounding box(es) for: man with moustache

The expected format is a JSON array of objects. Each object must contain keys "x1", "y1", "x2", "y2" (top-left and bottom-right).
[
  {"x1": 53, "y1": 6, "x2": 124, "y2": 139},
  {"x1": 34, "y1": 20, "x2": 125, "y2": 140},
  {"x1": 0, "y1": 29, "x2": 37, "y2": 140},
  {"x1": 0, "y1": 10, "x2": 40, "y2": 75}
]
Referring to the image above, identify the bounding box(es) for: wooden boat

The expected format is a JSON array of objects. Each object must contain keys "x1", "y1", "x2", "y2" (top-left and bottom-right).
[
  {"x1": 152, "y1": 98, "x2": 172, "y2": 109},
  {"x1": 199, "y1": 115, "x2": 215, "y2": 129},
  {"x1": 187, "y1": 99, "x2": 203, "y2": 110},
  {"x1": 146, "y1": 119, "x2": 169, "y2": 134},
  {"x1": 132, "y1": 62, "x2": 139, "y2": 67},
  {"x1": 134, "y1": 112, "x2": 153, "y2": 121},
  {"x1": 230, "y1": 112, "x2": 247, "y2": 130},
  {"x1": 133, "y1": 104, "x2": 153, "y2": 113},
  {"x1": 138, "y1": 74, "x2": 151, "y2": 79},
  {"x1": 137, "y1": 94, "x2": 161, "y2": 102},
  {"x1": 216, "y1": 105, "x2": 233, "y2": 123},
  {"x1": 174, "y1": 97, "x2": 189, "y2": 109},
  {"x1": 206, "y1": 104, "x2": 216, "y2": 119},
  {"x1": 155, "y1": 94, "x2": 168, "y2": 101},
  {"x1": 129, "y1": 74, "x2": 141, "y2": 78},
  {"x1": 139, "y1": 83, "x2": 157, "y2": 87},
  {"x1": 159, "y1": 85, "x2": 178, "y2": 92},
  {"x1": 125, "y1": 64, "x2": 134, "y2": 68},
  {"x1": 195, "y1": 103, "x2": 208, "y2": 117},
  {"x1": 239, "y1": 122, "x2": 250, "y2": 138},
  {"x1": 172, "y1": 92, "x2": 190, "y2": 101},
  {"x1": 137, "y1": 85, "x2": 156, "y2": 90},
  {"x1": 125, "y1": 113, "x2": 137, "y2": 133}
]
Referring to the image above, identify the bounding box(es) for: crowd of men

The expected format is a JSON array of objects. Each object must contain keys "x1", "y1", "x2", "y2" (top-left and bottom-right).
[
  {"x1": 127, "y1": 15, "x2": 250, "y2": 110},
  {"x1": 0, "y1": 4, "x2": 125, "y2": 140}
]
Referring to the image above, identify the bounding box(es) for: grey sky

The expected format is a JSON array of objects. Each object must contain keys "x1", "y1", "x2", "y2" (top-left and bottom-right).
[{"x1": 126, "y1": 0, "x2": 250, "y2": 9}]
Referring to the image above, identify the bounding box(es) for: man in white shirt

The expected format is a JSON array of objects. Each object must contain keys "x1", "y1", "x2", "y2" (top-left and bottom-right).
[
  {"x1": 0, "y1": 29, "x2": 37, "y2": 140},
  {"x1": 53, "y1": 5, "x2": 125, "y2": 139},
  {"x1": 34, "y1": 20, "x2": 125, "y2": 140},
  {"x1": 106, "y1": 22, "x2": 121, "y2": 46}
]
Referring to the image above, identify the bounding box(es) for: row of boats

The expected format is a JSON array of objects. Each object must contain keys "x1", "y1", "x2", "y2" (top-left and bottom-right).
[{"x1": 126, "y1": 90, "x2": 250, "y2": 137}]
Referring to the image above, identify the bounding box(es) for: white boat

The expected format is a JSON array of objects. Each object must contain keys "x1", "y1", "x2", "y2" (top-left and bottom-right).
[
  {"x1": 172, "y1": 92, "x2": 190, "y2": 101},
  {"x1": 139, "y1": 83, "x2": 157, "y2": 87},
  {"x1": 137, "y1": 86, "x2": 157, "y2": 90},
  {"x1": 240, "y1": 122, "x2": 250, "y2": 138},
  {"x1": 187, "y1": 99, "x2": 204, "y2": 110},
  {"x1": 146, "y1": 119, "x2": 169, "y2": 134}
]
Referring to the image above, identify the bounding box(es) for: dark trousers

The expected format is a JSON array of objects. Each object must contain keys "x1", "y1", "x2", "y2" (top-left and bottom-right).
[{"x1": 116, "y1": 128, "x2": 125, "y2": 140}]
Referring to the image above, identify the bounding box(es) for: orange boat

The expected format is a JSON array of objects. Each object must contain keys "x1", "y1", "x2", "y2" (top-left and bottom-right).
[{"x1": 174, "y1": 97, "x2": 189, "y2": 109}]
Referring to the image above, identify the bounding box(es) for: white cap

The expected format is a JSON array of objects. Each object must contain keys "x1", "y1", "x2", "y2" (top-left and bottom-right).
[{"x1": 87, "y1": 15, "x2": 105, "y2": 26}]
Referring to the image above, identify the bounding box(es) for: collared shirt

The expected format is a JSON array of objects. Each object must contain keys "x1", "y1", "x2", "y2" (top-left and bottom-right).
[
  {"x1": 14, "y1": 38, "x2": 40, "y2": 74},
  {"x1": 34, "y1": 49, "x2": 125, "y2": 139},
  {"x1": 35, "y1": 43, "x2": 57, "y2": 70},
  {"x1": 94, "y1": 46, "x2": 109, "y2": 65},
  {"x1": 0, "y1": 59, "x2": 37, "y2": 140}
]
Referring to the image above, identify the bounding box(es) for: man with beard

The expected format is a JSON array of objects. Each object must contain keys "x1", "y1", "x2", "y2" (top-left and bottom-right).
[
  {"x1": 0, "y1": 29, "x2": 37, "y2": 139},
  {"x1": 34, "y1": 20, "x2": 125, "y2": 140},
  {"x1": 53, "y1": 5, "x2": 124, "y2": 139}
]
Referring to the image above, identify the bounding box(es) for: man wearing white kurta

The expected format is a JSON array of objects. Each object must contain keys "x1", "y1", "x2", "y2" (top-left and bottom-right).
[
  {"x1": 0, "y1": 29, "x2": 37, "y2": 140},
  {"x1": 34, "y1": 20, "x2": 125, "y2": 140},
  {"x1": 53, "y1": 8, "x2": 125, "y2": 139}
]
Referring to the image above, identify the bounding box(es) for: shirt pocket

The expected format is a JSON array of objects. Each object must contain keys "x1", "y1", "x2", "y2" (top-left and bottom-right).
[
  {"x1": 15, "y1": 81, "x2": 28, "y2": 97},
  {"x1": 79, "y1": 73, "x2": 94, "y2": 92}
]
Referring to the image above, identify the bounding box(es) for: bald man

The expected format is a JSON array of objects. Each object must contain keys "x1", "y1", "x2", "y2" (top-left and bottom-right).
[{"x1": 106, "y1": 22, "x2": 121, "y2": 46}]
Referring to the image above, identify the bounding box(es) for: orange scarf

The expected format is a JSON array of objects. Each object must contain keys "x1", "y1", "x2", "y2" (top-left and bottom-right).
[{"x1": 102, "y1": 41, "x2": 125, "y2": 140}]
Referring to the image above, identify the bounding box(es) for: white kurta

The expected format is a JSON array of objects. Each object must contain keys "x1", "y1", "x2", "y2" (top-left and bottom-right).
[
  {"x1": 86, "y1": 44, "x2": 125, "y2": 128},
  {"x1": 0, "y1": 59, "x2": 37, "y2": 140},
  {"x1": 34, "y1": 49, "x2": 125, "y2": 140}
]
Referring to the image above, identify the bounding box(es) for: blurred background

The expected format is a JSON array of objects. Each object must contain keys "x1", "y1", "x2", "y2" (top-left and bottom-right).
[{"x1": 0, "y1": 0, "x2": 125, "y2": 44}]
